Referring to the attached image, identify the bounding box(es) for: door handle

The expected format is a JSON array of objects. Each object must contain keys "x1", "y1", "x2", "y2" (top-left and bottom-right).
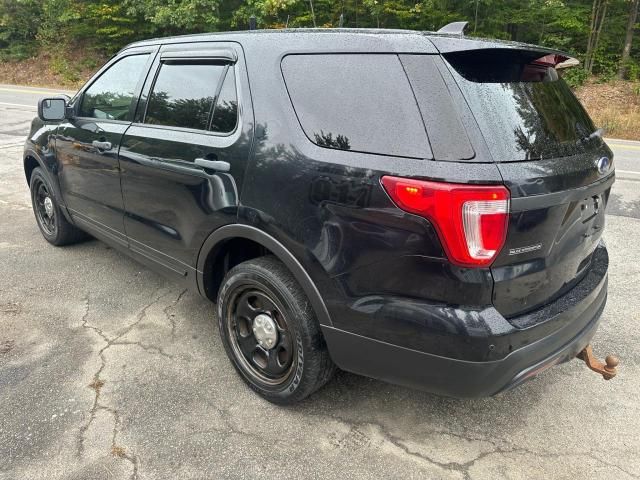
[
  {"x1": 92, "y1": 140, "x2": 112, "y2": 151},
  {"x1": 194, "y1": 158, "x2": 230, "y2": 172}
]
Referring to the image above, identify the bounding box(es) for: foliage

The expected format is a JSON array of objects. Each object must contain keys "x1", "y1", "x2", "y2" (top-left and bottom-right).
[
  {"x1": 563, "y1": 65, "x2": 590, "y2": 87},
  {"x1": 592, "y1": 47, "x2": 621, "y2": 82},
  {"x1": 0, "y1": 0, "x2": 638, "y2": 81},
  {"x1": 124, "y1": 0, "x2": 221, "y2": 35},
  {"x1": 0, "y1": 0, "x2": 41, "y2": 60},
  {"x1": 628, "y1": 60, "x2": 640, "y2": 81}
]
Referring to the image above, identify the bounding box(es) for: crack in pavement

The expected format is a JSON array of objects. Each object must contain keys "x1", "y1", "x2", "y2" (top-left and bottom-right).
[
  {"x1": 110, "y1": 408, "x2": 139, "y2": 480},
  {"x1": 111, "y1": 340, "x2": 174, "y2": 358},
  {"x1": 313, "y1": 412, "x2": 640, "y2": 479},
  {"x1": 189, "y1": 403, "x2": 292, "y2": 449},
  {"x1": 77, "y1": 289, "x2": 173, "y2": 480},
  {"x1": 162, "y1": 289, "x2": 188, "y2": 341},
  {"x1": 458, "y1": 448, "x2": 640, "y2": 480},
  {"x1": 80, "y1": 298, "x2": 109, "y2": 344}
]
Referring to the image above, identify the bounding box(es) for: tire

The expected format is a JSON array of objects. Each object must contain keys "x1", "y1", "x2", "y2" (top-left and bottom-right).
[
  {"x1": 29, "y1": 167, "x2": 87, "y2": 246},
  {"x1": 217, "y1": 255, "x2": 336, "y2": 404}
]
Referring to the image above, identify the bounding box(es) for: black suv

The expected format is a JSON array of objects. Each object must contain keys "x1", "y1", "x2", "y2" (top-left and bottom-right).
[{"x1": 25, "y1": 28, "x2": 614, "y2": 404}]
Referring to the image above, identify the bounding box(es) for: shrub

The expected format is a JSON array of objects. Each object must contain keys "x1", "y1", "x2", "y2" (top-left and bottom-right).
[{"x1": 563, "y1": 67, "x2": 589, "y2": 88}]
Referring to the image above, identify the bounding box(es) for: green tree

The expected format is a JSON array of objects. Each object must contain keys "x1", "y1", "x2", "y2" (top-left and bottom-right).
[
  {"x1": 124, "y1": 0, "x2": 221, "y2": 35},
  {"x1": 0, "y1": 0, "x2": 42, "y2": 60},
  {"x1": 618, "y1": 0, "x2": 639, "y2": 78},
  {"x1": 585, "y1": 0, "x2": 609, "y2": 73}
]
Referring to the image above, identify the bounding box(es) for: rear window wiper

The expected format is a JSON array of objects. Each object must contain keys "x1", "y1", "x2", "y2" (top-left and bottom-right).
[{"x1": 577, "y1": 128, "x2": 603, "y2": 145}]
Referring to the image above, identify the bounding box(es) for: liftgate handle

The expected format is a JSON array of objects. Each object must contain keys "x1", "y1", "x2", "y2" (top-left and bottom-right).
[
  {"x1": 92, "y1": 140, "x2": 112, "y2": 151},
  {"x1": 194, "y1": 158, "x2": 231, "y2": 172}
]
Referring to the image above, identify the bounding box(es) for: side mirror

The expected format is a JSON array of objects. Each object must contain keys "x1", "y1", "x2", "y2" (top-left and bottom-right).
[{"x1": 37, "y1": 97, "x2": 68, "y2": 122}]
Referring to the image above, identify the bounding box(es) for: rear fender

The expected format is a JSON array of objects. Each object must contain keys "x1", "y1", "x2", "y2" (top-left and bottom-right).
[{"x1": 196, "y1": 224, "x2": 333, "y2": 327}]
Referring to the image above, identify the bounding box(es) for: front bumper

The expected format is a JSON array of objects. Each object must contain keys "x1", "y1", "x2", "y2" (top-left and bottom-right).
[{"x1": 321, "y1": 244, "x2": 608, "y2": 397}]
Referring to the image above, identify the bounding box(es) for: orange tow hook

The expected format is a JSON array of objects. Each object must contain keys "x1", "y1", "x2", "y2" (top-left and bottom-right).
[{"x1": 577, "y1": 344, "x2": 619, "y2": 380}]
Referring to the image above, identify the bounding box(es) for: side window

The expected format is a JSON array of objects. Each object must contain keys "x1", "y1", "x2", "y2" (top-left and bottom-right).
[
  {"x1": 211, "y1": 67, "x2": 238, "y2": 133},
  {"x1": 79, "y1": 54, "x2": 149, "y2": 121},
  {"x1": 281, "y1": 54, "x2": 431, "y2": 159},
  {"x1": 145, "y1": 62, "x2": 226, "y2": 131}
]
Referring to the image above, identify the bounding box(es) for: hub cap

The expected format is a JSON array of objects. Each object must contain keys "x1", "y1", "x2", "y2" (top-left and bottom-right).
[
  {"x1": 44, "y1": 197, "x2": 53, "y2": 217},
  {"x1": 227, "y1": 288, "x2": 295, "y2": 386},
  {"x1": 253, "y1": 313, "x2": 278, "y2": 349}
]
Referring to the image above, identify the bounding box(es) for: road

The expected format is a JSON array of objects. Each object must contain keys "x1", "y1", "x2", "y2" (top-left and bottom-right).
[
  {"x1": 1, "y1": 84, "x2": 639, "y2": 480},
  {"x1": 0, "y1": 84, "x2": 75, "y2": 107}
]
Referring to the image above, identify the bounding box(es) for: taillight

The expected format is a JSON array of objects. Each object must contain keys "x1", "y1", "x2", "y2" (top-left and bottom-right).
[{"x1": 381, "y1": 176, "x2": 509, "y2": 267}]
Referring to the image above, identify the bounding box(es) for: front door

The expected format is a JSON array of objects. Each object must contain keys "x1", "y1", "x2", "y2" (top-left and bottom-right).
[
  {"x1": 56, "y1": 49, "x2": 154, "y2": 246},
  {"x1": 118, "y1": 44, "x2": 253, "y2": 278}
]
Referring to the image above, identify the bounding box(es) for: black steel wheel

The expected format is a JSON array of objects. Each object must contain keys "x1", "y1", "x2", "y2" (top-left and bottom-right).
[
  {"x1": 218, "y1": 256, "x2": 336, "y2": 404},
  {"x1": 29, "y1": 167, "x2": 87, "y2": 246},
  {"x1": 227, "y1": 288, "x2": 296, "y2": 386},
  {"x1": 33, "y1": 178, "x2": 56, "y2": 236}
]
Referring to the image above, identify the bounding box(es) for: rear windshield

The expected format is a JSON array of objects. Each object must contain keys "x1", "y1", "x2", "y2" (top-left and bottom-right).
[{"x1": 444, "y1": 49, "x2": 600, "y2": 161}]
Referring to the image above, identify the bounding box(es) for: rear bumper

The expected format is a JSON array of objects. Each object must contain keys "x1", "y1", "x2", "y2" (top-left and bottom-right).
[{"x1": 321, "y1": 244, "x2": 608, "y2": 397}]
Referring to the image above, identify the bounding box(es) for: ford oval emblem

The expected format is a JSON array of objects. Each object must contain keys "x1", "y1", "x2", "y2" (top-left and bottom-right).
[{"x1": 597, "y1": 157, "x2": 610, "y2": 175}]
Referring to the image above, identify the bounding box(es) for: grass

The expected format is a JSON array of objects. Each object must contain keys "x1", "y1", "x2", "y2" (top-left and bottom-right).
[
  {"x1": 0, "y1": 47, "x2": 105, "y2": 89},
  {"x1": 590, "y1": 107, "x2": 640, "y2": 140},
  {"x1": 576, "y1": 80, "x2": 640, "y2": 141}
]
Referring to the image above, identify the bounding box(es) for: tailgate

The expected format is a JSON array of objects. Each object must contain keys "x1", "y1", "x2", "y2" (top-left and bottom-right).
[
  {"x1": 492, "y1": 151, "x2": 614, "y2": 317},
  {"x1": 437, "y1": 44, "x2": 615, "y2": 318}
]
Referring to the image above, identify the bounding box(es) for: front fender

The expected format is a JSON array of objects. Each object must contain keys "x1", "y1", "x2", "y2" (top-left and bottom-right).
[{"x1": 23, "y1": 119, "x2": 70, "y2": 220}]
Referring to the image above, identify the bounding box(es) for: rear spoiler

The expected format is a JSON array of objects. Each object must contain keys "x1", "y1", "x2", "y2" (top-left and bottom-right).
[
  {"x1": 430, "y1": 23, "x2": 578, "y2": 69},
  {"x1": 555, "y1": 57, "x2": 580, "y2": 69}
]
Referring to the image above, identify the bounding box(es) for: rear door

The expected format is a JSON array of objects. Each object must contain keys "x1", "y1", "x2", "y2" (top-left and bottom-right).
[
  {"x1": 118, "y1": 42, "x2": 252, "y2": 278},
  {"x1": 438, "y1": 47, "x2": 614, "y2": 317}
]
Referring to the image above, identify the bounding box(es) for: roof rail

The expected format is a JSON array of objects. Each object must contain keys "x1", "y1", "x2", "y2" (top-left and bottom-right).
[{"x1": 437, "y1": 21, "x2": 468, "y2": 36}]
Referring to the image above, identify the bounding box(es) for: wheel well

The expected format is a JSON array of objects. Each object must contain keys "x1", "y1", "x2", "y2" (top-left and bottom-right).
[
  {"x1": 202, "y1": 237, "x2": 273, "y2": 302},
  {"x1": 24, "y1": 156, "x2": 39, "y2": 185},
  {"x1": 198, "y1": 225, "x2": 333, "y2": 326}
]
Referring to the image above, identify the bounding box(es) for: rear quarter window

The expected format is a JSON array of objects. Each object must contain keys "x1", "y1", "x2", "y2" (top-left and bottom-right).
[{"x1": 281, "y1": 54, "x2": 431, "y2": 159}]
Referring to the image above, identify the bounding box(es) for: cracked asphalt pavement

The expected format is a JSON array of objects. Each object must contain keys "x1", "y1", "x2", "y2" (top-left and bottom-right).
[{"x1": 1, "y1": 85, "x2": 640, "y2": 479}]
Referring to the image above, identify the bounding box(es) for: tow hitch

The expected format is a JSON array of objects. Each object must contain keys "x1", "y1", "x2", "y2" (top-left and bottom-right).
[{"x1": 577, "y1": 345, "x2": 619, "y2": 380}]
